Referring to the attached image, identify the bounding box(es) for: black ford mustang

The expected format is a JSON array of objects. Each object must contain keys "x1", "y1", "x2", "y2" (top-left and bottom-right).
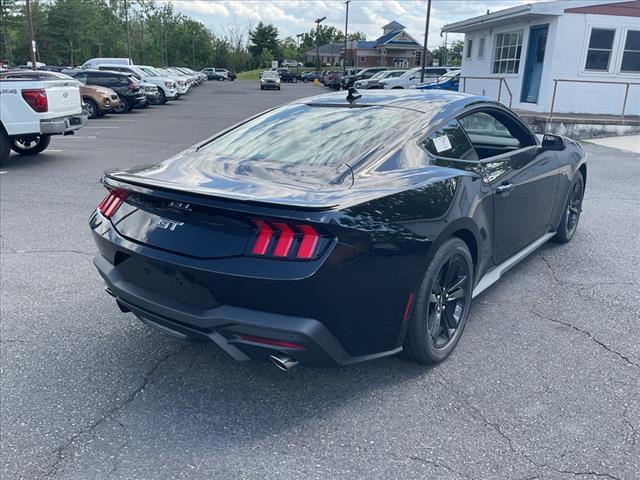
[{"x1": 90, "y1": 90, "x2": 586, "y2": 369}]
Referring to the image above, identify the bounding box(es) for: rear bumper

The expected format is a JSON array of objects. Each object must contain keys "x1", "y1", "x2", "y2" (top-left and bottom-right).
[
  {"x1": 95, "y1": 254, "x2": 401, "y2": 367},
  {"x1": 40, "y1": 112, "x2": 88, "y2": 135}
]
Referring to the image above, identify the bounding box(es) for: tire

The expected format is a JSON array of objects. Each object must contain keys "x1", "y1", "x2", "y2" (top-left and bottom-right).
[
  {"x1": 10, "y1": 134, "x2": 51, "y2": 156},
  {"x1": 260, "y1": 86, "x2": 264, "y2": 90},
  {"x1": 113, "y1": 96, "x2": 130, "y2": 113},
  {"x1": 158, "y1": 89, "x2": 167, "y2": 104},
  {"x1": 0, "y1": 127, "x2": 10, "y2": 162},
  {"x1": 403, "y1": 238, "x2": 474, "y2": 364},
  {"x1": 83, "y1": 98, "x2": 99, "y2": 119},
  {"x1": 277, "y1": 86, "x2": 281, "y2": 90},
  {"x1": 554, "y1": 172, "x2": 584, "y2": 243}
]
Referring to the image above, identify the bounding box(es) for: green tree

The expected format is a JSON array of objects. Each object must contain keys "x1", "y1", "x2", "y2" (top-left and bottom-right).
[
  {"x1": 249, "y1": 22, "x2": 279, "y2": 60},
  {"x1": 259, "y1": 47, "x2": 273, "y2": 68}
]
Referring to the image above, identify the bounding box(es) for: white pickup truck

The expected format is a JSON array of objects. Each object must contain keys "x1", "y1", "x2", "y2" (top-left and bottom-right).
[{"x1": 0, "y1": 70, "x2": 88, "y2": 161}]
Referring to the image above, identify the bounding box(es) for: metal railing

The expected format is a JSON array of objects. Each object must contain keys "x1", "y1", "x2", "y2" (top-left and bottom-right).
[
  {"x1": 459, "y1": 76, "x2": 513, "y2": 108},
  {"x1": 549, "y1": 78, "x2": 640, "y2": 124}
]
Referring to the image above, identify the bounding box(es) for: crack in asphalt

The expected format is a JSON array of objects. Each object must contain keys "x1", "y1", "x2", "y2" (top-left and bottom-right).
[
  {"x1": 622, "y1": 406, "x2": 638, "y2": 448},
  {"x1": 537, "y1": 251, "x2": 638, "y2": 288},
  {"x1": 433, "y1": 379, "x2": 627, "y2": 480},
  {"x1": 531, "y1": 310, "x2": 640, "y2": 370},
  {"x1": 406, "y1": 454, "x2": 475, "y2": 479},
  {"x1": 42, "y1": 346, "x2": 185, "y2": 479}
]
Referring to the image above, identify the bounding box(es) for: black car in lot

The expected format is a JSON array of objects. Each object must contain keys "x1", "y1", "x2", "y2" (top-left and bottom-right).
[
  {"x1": 341, "y1": 67, "x2": 388, "y2": 89},
  {"x1": 276, "y1": 68, "x2": 298, "y2": 83},
  {"x1": 72, "y1": 69, "x2": 147, "y2": 113},
  {"x1": 90, "y1": 90, "x2": 586, "y2": 369},
  {"x1": 301, "y1": 71, "x2": 322, "y2": 83}
]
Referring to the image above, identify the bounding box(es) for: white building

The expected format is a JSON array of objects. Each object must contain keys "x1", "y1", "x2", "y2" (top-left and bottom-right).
[{"x1": 442, "y1": 0, "x2": 640, "y2": 117}]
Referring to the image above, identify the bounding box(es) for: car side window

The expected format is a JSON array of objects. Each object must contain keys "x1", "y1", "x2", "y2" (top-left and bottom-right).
[
  {"x1": 422, "y1": 120, "x2": 478, "y2": 161},
  {"x1": 74, "y1": 73, "x2": 88, "y2": 85},
  {"x1": 458, "y1": 109, "x2": 535, "y2": 159}
]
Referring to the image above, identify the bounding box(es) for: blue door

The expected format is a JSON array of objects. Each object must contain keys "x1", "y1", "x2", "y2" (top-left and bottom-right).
[{"x1": 521, "y1": 25, "x2": 548, "y2": 103}]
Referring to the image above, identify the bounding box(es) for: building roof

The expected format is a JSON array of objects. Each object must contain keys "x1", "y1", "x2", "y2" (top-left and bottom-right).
[
  {"x1": 383, "y1": 21, "x2": 405, "y2": 30},
  {"x1": 354, "y1": 40, "x2": 376, "y2": 49},
  {"x1": 375, "y1": 30, "x2": 421, "y2": 48},
  {"x1": 441, "y1": 0, "x2": 633, "y2": 33}
]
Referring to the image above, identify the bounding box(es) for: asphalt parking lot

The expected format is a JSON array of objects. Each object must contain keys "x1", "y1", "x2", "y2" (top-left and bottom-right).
[{"x1": 1, "y1": 80, "x2": 638, "y2": 480}]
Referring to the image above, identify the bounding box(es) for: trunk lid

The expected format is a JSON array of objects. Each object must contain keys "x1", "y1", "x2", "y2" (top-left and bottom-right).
[{"x1": 45, "y1": 80, "x2": 82, "y2": 116}]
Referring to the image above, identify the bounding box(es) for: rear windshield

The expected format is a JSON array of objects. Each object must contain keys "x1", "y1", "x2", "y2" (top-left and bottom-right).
[{"x1": 199, "y1": 104, "x2": 421, "y2": 167}]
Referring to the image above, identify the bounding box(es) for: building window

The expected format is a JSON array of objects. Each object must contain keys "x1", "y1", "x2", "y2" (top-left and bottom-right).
[
  {"x1": 585, "y1": 28, "x2": 615, "y2": 71},
  {"x1": 415, "y1": 51, "x2": 421, "y2": 66},
  {"x1": 492, "y1": 30, "x2": 523, "y2": 74},
  {"x1": 466, "y1": 38, "x2": 473, "y2": 59},
  {"x1": 621, "y1": 30, "x2": 640, "y2": 73},
  {"x1": 478, "y1": 37, "x2": 486, "y2": 59},
  {"x1": 359, "y1": 56, "x2": 365, "y2": 64}
]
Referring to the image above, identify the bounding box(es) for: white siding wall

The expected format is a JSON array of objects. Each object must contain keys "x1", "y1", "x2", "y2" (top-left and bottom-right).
[{"x1": 458, "y1": 13, "x2": 639, "y2": 116}]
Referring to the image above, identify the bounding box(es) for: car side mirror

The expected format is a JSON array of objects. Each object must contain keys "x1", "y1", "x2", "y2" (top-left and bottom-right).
[{"x1": 541, "y1": 134, "x2": 565, "y2": 151}]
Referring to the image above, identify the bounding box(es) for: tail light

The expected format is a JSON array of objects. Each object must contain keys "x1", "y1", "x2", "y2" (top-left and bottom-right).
[
  {"x1": 21, "y1": 88, "x2": 48, "y2": 112},
  {"x1": 248, "y1": 219, "x2": 327, "y2": 261},
  {"x1": 97, "y1": 188, "x2": 129, "y2": 218}
]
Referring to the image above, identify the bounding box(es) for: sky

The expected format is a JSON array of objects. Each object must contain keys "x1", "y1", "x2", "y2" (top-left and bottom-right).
[{"x1": 165, "y1": 0, "x2": 540, "y2": 49}]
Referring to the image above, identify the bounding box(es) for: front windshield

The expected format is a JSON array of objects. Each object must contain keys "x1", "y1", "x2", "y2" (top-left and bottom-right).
[
  {"x1": 140, "y1": 66, "x2": 158, "y2": 76},
  {"x1": 130, "y1": 66, "x2": 148, "y2": 77},
  {"x1": 369, "y1": 71, "x2": 386, "y2": 80},
  {"x1": 400, "y1": 68, "x2": 419, "y2": 78},
  {"x1": 198, "y1": 104, "x2": 421, "y2": 167},
  {"x1": 262, "y1": 71, "x2": 278, "y2": 78}
]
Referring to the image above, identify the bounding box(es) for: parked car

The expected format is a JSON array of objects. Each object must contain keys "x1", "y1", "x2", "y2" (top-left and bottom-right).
[
  {"x1": 301, "y1": 71, "x2": 322, "y2": 83},
  {"x1": 80, "y1": 83, "x2": 120, "y2": 119},
  {"x1": 260, "y1": 70, "x2": 281, "y2": 90},
  {"x1": 81, "y1": 57, "x2": 131, "y2": 69},
  {"x1": 155, "y1": 67, "x2": 190, "y2": 95},
  {"x1": 381, "y1": 67, "x2": 457, "y2": 89},
  {"x1": 340, "y1": 67, "x2": 388, "y2": 89},
  {"x1": 413, "y1": 70, "x2": 461, "y2": 91},
  {"x1": 276, "y1": 68, "x2": 298, "y2": 83},
  {"x1": 354, "y1": 69, "x2": 406, "y2": 89},
  {"x1": 281, "y1": 60, "x2": 299, "y2": 68},
  {"x1": 0, "y1": 69, "x2": 87, "y2": 161},
  {"x1": 324, "y1": 71, "x2": 342, "y2": 90},
  {"x1": 97, "y1": 64, "x2": 178, "y2": 103},
  {"x1": 201, "y1": 68, "x2": 225, "y2": 81},
  {"x1": 224, "y1": 69, "x2": 237, "y2": 81},
  {"x1": 90, "y1": 89, "x2": 586, "y2": 369},
  {"x1": 70, "y1": 70, "x2": 146, "y2": 113}
]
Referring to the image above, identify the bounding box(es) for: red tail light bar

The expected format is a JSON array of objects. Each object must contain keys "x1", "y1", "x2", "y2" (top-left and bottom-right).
[
  {"x1": 21, "y1": 88, "x2": 48, "y2": 112},
  {"x1": 249, "y1": 219, "x2": 326, "y2": 261},
  {"x1": 98, "y1": 188, "x2": 129, "y2": 218}
]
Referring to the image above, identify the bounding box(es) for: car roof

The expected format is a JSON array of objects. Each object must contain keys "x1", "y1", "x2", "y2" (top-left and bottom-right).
[{"x1": 295, "y1": 89, "x2": 491, "y2": 114}]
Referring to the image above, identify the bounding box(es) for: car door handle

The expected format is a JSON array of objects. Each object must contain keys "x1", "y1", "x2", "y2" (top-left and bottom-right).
[{"x1": 496, "y1": 182, "x2": 515, "y2": 195}]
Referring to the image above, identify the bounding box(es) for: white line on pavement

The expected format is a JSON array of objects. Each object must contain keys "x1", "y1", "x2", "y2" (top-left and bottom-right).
[
  {"x1": 82, "y1": 126, "x2": 120, "y2": 129},
  {"x1": 57, "y1": 135, "x2": 97, "y2": 139},
  {"x1": 0, "y1": 171, "x2": 7, "y2": 174}
]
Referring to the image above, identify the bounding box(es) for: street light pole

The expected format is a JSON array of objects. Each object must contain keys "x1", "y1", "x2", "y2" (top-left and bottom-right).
[
  {"x1": 124, "y1": 0, "x2": 132, "y2": 61},
  {"x1": 315, "y1": 16, "x2": 326, "y2": 75},
  {"x1": 25, "y1": 0, "x2": 37, "y2": 70},
  {"x1": 343, "y1": 0, "x2": 350, "y2": 74},
  {"x1": 420, "y1": 0, "x2": 432, "y2": 83}
]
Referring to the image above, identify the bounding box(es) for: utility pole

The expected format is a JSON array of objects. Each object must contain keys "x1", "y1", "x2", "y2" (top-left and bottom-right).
[
  {"x1": 124, "y1": 0, "x2": 132, "y2": 61},
  {"x1": 420, "y1": 0, "x2": 432, "y2": 83},
  {"x1": 25, "y1": 0, "x2": 37, "y2": 69},
  {"x1": 343, "y1": 0, "x2": 350, "y2": 74},
  {"x1": 443, "y1": 32, "x2": 448, "y2": 66},
  {"x1": 315, "y1": 16, "x2": 326, "y2": 74}
]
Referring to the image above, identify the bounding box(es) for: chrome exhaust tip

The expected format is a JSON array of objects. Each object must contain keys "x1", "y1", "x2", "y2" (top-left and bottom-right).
[{"x1": 269, "y1": 352, "x2": 299, "y2": 371}]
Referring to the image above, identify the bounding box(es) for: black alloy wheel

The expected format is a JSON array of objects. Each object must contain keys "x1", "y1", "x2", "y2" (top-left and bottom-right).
[
  {"x1": 554, "y1": 172, "x2": 584, "y2": 243},
  {"x1": 426, "y1": 254, "x2": 471, "y2": 349},
  {"x1": 10, "y1": 134, "x2": 51, "y2": 156},
  {"x1": 403, "y1": 238, "x2": 473, "y2": 364}
]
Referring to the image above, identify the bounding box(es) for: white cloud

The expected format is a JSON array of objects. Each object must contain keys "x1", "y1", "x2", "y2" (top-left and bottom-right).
[{"x1": 171, "y1": 0, "x2": 535, "y2": 48}]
